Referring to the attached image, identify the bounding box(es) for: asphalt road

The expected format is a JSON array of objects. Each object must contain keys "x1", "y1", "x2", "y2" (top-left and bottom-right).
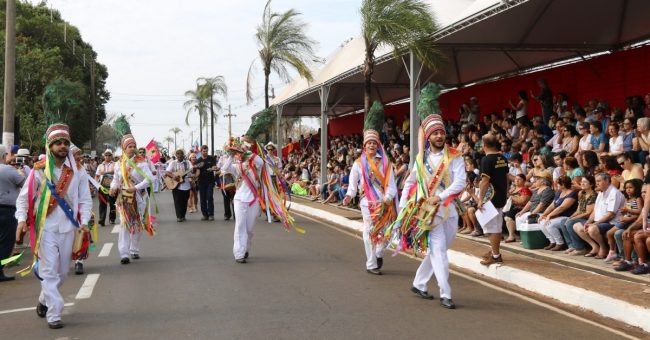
[{"x1": 0, "y1": 191, "x2": 627, "y2": 339}]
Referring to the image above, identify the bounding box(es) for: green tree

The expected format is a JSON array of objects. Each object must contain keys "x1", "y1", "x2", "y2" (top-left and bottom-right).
[
  {"x1": 246, "y1": 0, "x2": 317, "y2": 108},
  {"x1": 360, "y1": 0, "x2": 442, "y2": 115},
  {"x1": 183, "y1": 85, "x2": 207, "y2": 146},
  {"x1": 0, "y1": 1, "x2": 110, "y2": 151},
  {"x1": 169, "y1": 127, "x2": 182, "y2": 151},
  {"x1": 197, "y1": 76, "x2": 227, "y2": 154},
  {"x1": 163, "y1": 136, "x2": 174, "y2": 155}
]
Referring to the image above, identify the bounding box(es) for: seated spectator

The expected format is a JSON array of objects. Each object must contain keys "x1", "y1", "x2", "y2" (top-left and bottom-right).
[
  {"x1": 605, "y1": 179, "x2": 643, "y2": 262},
  {"x1": 458, "y1": 172, "x2": 479, "y2": 235},
  {"x1": 507, "y1": 153, "x2": 525, "y2": 182},
  {"x1": 573, "y1": 173, "x2": 625, "y2": 258},
  {"x1": 621, "y1": 118, "x2": 636, "y2": 153},
  {"x1": 577, "y1": 122, "x2": 592, "y2": 154},
  {"x1": 579, "y1": 150, "x2": 600, "y2": 177},
  {"x1": 561, "y1": 175, "x2": 597, "y2": 255},
  {"x1": 617, "y1": 152, "x2": 643, "y2": 190},
  {"x1": 504, "y1": 174, "x2": 532, "y2": 242},
  {"x1": 561, "y1": 125, "x2": 580, "y2": 156},
  {"x1": 588, "y1": 121, "x2": 606, "y2": 155},
  {"x1": 635, "y1": 117, "x2": 650, "y2": 163},
  {"x1": 552, "y1": 152, "x2": 566, "y2": 181},
  {"x1": 614, "y1": 212, "x2": 648, "y2": 274},
  {"x1": 563, "y1": 156, "x2": 584, "y2": 180},
  {"x1": 539, "y1": 176, "x2": 579, "y2": 251},
  {"x1": 601, "y1": 155, "x2": 623, "y2": 188},
  {"x1": 515, "y1": 171, "x2": 555, "y2": 229},
  {"x1": 607, "y1": 122, "x2": 624, "y2": 156},
  {"x1": 526, "y1": 153, "x2": 550, "y2": 183}
]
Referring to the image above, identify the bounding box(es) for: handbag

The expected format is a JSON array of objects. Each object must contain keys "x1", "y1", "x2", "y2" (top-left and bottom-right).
[{"x1": 527, "y1": 214, "x2": 539, "y2": 224}]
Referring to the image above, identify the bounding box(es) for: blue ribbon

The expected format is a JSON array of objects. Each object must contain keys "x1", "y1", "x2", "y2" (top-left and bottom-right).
[{"x1": 44, "y1": 179, "x2": 80, "y2": 229}]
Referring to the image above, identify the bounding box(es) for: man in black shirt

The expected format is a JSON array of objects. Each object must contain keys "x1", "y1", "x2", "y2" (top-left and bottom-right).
[
  {"x1": 479, "y1": 134, "x2": 509, "y2": 265},
  {"x1": 197, "y1": 145, "x2": 216, "y2": 221}
]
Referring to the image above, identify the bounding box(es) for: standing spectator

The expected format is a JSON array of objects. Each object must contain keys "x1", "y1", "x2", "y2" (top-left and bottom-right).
[
  {"x1": 0, "y1": 145, "x2": 25, "y2": 282},
  {"x1": 510, "y1": 90, "x2": 528, "y2": 119},
  {"x1": 573, "y1": 173, "x2": 625, "y2": 258},
  {"x1": 478, "y1": 134, "x2": 509, "y2": 265},
  {"x1": 531, "y1": 78, "x2": 553, "y2": 126},
  {"x1": 196, "y1": 145, "x2": 216, "y2": 221}
]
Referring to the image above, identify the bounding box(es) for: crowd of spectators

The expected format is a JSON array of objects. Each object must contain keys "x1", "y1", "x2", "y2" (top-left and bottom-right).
[{"x1": 280, "y1": 82, "x2": 650, "y2": 276}]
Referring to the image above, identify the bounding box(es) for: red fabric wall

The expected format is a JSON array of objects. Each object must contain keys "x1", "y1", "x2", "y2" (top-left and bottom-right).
[{"x1": 328, "y1": 45, "x2": 650, "y2": 136}]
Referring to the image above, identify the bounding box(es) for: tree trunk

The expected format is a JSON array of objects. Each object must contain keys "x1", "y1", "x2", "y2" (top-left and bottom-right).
[
  {"x1": 174, "y1": 134, "x2": 177, "y2": 151},
  {"x1": 363, "y1": 51, "x2": 374, "y2": 117},
  {"x1": 199, "y1": 114, "x2": 203, "y2": 146},
  {"x1": 264, "y1": 68, "x2": 271, "y2": 109},
  {"x1": 210, "y1": 94, "x2": 215, "y2": 156}
]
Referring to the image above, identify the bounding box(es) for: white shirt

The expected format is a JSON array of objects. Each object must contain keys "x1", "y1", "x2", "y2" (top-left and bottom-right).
[
  {"x1": 345, "y1": 153, "x2": 397, "y2": 208},
  {"x1": 508, "y1": 125, "x2": 520, "y2": 140},
  {"x1": 579, "y1": 135, "x2": 591, "y2": 151},
  {"x1": 399, "y1": 149, "x2": 467, "y2": 219},
  {"x1": 594, "y1": 184, "x2": 625, "y2": 224},
  {"x1": 15, "y1": 163, "x2": 93, "y2": 233},
  {"x1": 95, "y1": 161, "x2": 115, "y2": 179},
  {"x1": 166, "y1": 159, "x2": 192, "y2": 191},
  {"x1": 220, "y1": 154, "x2": 265, "y2": 203},
  {"x1": 547, "y1": 132, "x2": 563, "y2": 153},
  {"x1": 111, "y1": 157, "x2": 154, "y2": 192},
  {"x1": 608, "y1": 133, "x2": 624, "y2": 155}
]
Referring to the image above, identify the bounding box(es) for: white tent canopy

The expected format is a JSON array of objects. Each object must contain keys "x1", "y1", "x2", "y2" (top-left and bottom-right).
[{"x1": 271, "y1": 0, "x2": 650, "y2": 118}]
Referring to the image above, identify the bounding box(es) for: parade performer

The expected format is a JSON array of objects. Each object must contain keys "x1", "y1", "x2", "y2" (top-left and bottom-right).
[
  {"x1": 342, "y1": 101, "x2": 397, "y2": 275},
  {"x1": 388, "y1": 83, "x2": 466, "y2": 309},
  {"x1": 95, "y1": 149, "x2": 116, "y2": 226},
  {"x1": 15, "y1": 123, "x2": 93, "y2": 329},
  {"x1": 110, "y1": 134, "x2": 156, "y2": 264},
  {"x1": 219, "y1": 135, "x2": 301, "y2": 263},
  {"x1": 217, "y1": 152, "x2": 236, "y2": 221},
  {"x1": 70, "y1": 145, "x2": 97, "y2": 275}
]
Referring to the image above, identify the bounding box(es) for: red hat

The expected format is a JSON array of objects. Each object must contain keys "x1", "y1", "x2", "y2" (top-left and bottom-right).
[
  {"x1": 46, "y1": 123, "x2": 71, "y2": 146},
  {"x1": 363, "y1": 129, "x2": 380, "y2": 145},
  {"x1": 422, "y1": 114, "x2": 445, "y2": 138},
  {"x1": 121, "y1": 134, "x2": 136, "y2": 150}
]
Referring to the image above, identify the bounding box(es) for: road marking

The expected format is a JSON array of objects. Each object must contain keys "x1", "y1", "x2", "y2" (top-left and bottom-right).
[
  {"x1": 98, "y1": 242, "x2": 113, "y2": 257},
  {"x1": 75, "y1": 274, "x2": 100, "y2": 299},
  {"x1": 0, "y1": 303, "x2": 74, "y2": 315},
  {"x1": 293, "y1": 211, "x2": 638, "y2": 340},
  {"x1": 111, "y1": 225, "x2": 120, "y2": 234}
]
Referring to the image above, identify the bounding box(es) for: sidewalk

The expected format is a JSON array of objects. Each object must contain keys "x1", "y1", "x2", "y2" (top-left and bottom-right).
[{"x1": 290, "y1": 196, "x2": 650, "y2": 334}]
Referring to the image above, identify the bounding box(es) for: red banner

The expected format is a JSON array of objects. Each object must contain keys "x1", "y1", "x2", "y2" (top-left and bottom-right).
[{"x1": 145, "y1": 139, "x2": 161, "y2": 163}]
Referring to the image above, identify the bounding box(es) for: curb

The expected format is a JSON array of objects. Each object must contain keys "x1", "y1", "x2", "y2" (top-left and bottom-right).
[{"x1": 292, "y1": 201, "x2": 650, "y2": 333}]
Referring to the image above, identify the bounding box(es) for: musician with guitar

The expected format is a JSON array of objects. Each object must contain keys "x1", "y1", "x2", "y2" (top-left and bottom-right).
[{"x1": 164, "y1": 149, "x2": 194, "y2": 222}]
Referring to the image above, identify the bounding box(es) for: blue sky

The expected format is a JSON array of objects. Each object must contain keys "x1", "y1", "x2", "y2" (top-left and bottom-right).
[{"x1": 42, "y1": 0, "x2": 477, "y2": 151}]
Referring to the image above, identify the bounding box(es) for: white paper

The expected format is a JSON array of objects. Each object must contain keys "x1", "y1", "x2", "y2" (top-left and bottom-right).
[{"x1": 476, "y1": 201, "x2": 498, "y2": 227}]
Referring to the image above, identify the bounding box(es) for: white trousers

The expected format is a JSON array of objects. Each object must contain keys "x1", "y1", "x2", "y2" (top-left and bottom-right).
[
  {"x1": 541, "y1": 216, "x2": 569, "y2": 244},
  {"x1": 361, "y1": 205, "x2": 386, "y2": 270},
  {"x1": 233, "y1": 200, "x2": 261, "y2": 259},
  {"x1": 118, "y1": 227, "x2": 142, "y2": 259},
  {"x1": 38, "y1": 230, "x2": 74, "y2": 323},
  {"x1": 412, "y1": 216, "x2": 458, "y2": 299}
]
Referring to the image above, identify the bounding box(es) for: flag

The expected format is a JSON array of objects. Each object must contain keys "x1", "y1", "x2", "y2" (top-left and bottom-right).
[{"x1": 145, "y1": 139, "x2": 161, "y2": 163}]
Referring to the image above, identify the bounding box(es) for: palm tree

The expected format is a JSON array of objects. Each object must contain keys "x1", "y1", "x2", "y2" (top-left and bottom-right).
[
  {"x1": 360, "y1": 0, "x2": 443, "y2": 115},
  {"x1": 183, "y1": 85, "x2": 208, "y2": 146},
  {"x1": 169, "y1": 127, "x2": 182, "y2": 151},
  {"x1": 246, "y1": 0, "x2": 317, "y2": 108},
  {"x1": 197, "y1": 76, "x2": 228, "y2": 155},
  {"x1": 163, "y1": 136, "x2": 174, "y2": 155}
]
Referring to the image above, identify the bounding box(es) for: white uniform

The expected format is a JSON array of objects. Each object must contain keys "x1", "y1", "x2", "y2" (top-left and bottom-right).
[
  {"x1": 345, "y1": 153, "x2": 397, "y2": 270},
  {"x1": 15, "y1": 162, "x2": 93, "y2": 323},
  {"x1": 110, "y1": 157, "x2": 153, "y2": 259},
  {"x1": 220, "y1": 154, "x2": 264, "y2": 259},
  {"x1": 399, "y1": 149, "x2": 466, "y2": 299}
]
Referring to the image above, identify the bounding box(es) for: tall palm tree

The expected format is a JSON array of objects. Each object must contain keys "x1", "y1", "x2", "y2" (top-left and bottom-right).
[
  {"x1": 246, "y1": 0, "x2": 317, "y2": 108},
  {"x1": 360, "y1": 0, "x2": 443, "y2": 115},
  {"x1": 169, "y1": 127, "x2": 182, "y2": 151},
  {"x1": 183, "y1": 85, "x2": 208, "y2": 146},
  {"x1": 163, "y1": 136, "x2": 174, "y2": 155},
  {"x1": 197, "y1": 76, "x2": 228, "y2": 155}
]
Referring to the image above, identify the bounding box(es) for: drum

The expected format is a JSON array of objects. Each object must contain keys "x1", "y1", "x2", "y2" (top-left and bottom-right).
[
  {"x1": 223, "y1": 173, "x2": 236, "y2": 192},
  {"x1": 100, "y1": 173, "x2": 114, "y2": 188}
]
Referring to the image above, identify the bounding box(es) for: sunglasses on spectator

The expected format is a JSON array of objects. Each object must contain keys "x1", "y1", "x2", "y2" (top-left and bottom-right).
[{"x1": 618, "y1": 162, "x2": 625, "y2": 165}]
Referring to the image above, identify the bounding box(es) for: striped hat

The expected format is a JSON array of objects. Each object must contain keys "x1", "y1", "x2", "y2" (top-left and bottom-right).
[
  {"x1": 121, "y1": 134, "x2": 136, "y2": 150},
  {"x1": 363, "y1": 129, "x2": 381, "y2": 145},
  {"x1": 422, "y1": 114, "x2": 445, "y2": 138},
  {"x1": 46, "y1": 123, "x2": 71, "y2": 146}
]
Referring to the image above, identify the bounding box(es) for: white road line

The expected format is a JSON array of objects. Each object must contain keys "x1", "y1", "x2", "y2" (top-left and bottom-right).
[
  {"x1": 111, "y1": 225, "x2": 120, "y2": 234},
  {"x1": 75, "y1": 274, "x2": 100, "y2": 300},
  {"x1": 293, "y1": 211, "x2": 638, "y2": 340},
  {"x1": 98, "y1": 242, "x2": 113, "y2": 257},
  {"x1": 0, "y1": 303, "x2": 74, "y2": 315}
]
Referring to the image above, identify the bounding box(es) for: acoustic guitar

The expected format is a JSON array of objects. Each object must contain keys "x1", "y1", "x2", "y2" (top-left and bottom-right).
[{"x1": 164, "y1": 162, "x2": 203, "y2": 190}]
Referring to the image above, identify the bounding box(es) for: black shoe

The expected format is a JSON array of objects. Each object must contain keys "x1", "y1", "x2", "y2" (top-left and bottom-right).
[
  {"x1": 180, "y1": 217, "x2": 186, "y2": 222},
  {"x1": 0, "y1": 274, "x2": 15, "y2": 282},
  {"x1": 235, "y1": 258, "x2": 247, "y2": 264},
  {"x1": 244, "y1": 251, "x2": 249, "y2": 259},
  {"x1": 48, "y1": 320, "x2": 64, "y2": 329},
  {"x1": 131, "y1": 254, "x2": 140, "y2": 260},
  {"x1": 98, "y1": 222, "x2": 105, "y2": 227},
  {"x1": 120, "y1": 257, "x2": 130, "y2": 264},
  {"x1": 225, "y1": 216, "x2": 231, "y2": 221},
  {"x1": 74, "y1": 262, "x2": 84, "y2": 275},
  {"x1": 177, "y1": 218, "x2": 183, "y2": 222},
  {"x1": 110, "y1": 220, "x2": 116, "y2": 225},
  {"x1": 377, "y1": 257, "x2": 383, "y2": 269},
  {"x1": 440, "y1": 297, "x2": 456, "y2": 309},
  {"x1": 410, "y1": 286, "x2": 434, "y2": 300},
  {"x1": 201, "y1": 216, "x2": 208, "y2": 221},
  {"x1": 366, "y1": 268, "x2": 382, "y2": 275},
  {"x1": 208, "y1": 216, "x2": 214, "y2": 221},
  {"x1": 36, "y1": 302, "x2": 47, "y2": 318}
]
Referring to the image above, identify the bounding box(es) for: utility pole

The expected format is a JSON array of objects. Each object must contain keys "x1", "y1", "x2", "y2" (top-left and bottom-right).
[
  {"x1": 90, "y1": 60, "x2": 97, "y2": 151},
  {"x1": 2, "y1": 0, "x2": 16, "y2": 147},
  {"x1": 224, "y1": 104, "x2": 236, "y2": 139}
]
